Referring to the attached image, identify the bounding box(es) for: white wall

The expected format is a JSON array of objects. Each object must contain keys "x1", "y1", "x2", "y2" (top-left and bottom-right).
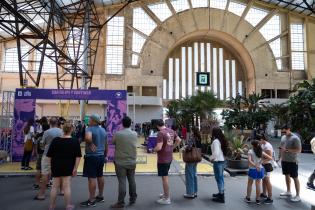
[{"x1": 128, "y1": 106, "x2": 163, "y2": 124}]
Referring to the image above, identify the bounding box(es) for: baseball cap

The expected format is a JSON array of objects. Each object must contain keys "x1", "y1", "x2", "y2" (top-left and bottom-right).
[{"x1": 90, "y1": 114, "x2": 101, "y2": 124}]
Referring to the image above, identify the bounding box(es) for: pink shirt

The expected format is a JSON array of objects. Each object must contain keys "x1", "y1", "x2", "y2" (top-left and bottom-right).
[{"x1": 157, "y1": 128, "x2": 177, "y2": 163}]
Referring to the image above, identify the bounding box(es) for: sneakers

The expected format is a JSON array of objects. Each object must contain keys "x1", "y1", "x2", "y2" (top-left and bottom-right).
[
  {"x1": 183, "y1": 194, "x2": 195, "y2": 199},
  {"x1": 307, "y1": 182, "x2": 315, "y2": 190},
  {"x1": 264, "y1": 198, "x2": 273, "y2": 204},
  {"x1": 94, "y1": 196, "x2": 104, "y2": 203},
  {"x1": 156, "y1": 197, "x2": 171, "y2": 205},
  {"x1": 80, "y1": 200, "x2": 96, "y2": 207},
  {"x1": 159, "y1": 193, "x2": 165, "y2": 199},
  {"x1": 244, "y1": 197, "x2": 251, "y2": 203},
  {"x1": 260, "y1": 193, "x2": 268, "y2": 199},
  {"x1": 256, "y1": 200, "x2": 261, "y2": 205},
  {"x1": 212, "y1": 193, "x2": 225, "y2": 203},
  {"x1": 290, "y1": 196, "x2": 301, "y2": 202},
  {"x1": 280, "y1": 191, "x2": 292, "y2": 197},
  {"x1": 212, "y1": 193, "x2": 220, "y2": 198}
]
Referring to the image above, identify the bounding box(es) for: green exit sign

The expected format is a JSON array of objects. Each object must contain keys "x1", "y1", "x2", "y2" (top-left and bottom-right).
[{"x1": 196, "y1": 72, "x2": 210, "y2": 86}]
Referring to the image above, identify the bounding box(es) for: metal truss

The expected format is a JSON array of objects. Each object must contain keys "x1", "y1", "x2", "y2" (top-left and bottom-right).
[
  {"x1": 259, "y1": 0, "x2": 315, "y2": 16},
  {"x1": 0, "y1": 0, "x2": 133, "y2": 89}
]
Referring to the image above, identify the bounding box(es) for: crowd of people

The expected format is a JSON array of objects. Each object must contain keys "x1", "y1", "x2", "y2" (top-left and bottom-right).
[{"x1": 20, "y1": 114, "x2": 315, "y2": 209}]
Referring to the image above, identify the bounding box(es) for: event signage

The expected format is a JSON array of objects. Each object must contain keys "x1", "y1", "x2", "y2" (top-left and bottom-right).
[{"x1": 12, "y1": 88, "x2": 127, "y2": 161}]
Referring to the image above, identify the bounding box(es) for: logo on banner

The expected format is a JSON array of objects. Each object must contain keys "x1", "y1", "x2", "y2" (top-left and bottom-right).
[
  {"x1": 115, "y1": 92, "x2": 122, "y2": 99},
  {"x1": 24, "y1": 91, "x2": 32, "y2": 97},
  {"x1": 17, "y1": 91, "x2": 23, "y2": 97}
]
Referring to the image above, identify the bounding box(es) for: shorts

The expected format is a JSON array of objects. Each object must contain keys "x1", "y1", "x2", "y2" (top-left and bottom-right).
[
  {"x1": 41, "y1": 156, "x2": 51, "y2": 175},
  {"x1": 281, "y1": 161, "x2": 298, "y2": 178},
  {"x1": 157, "y1": 162, "x2": 171, "y2": 177},
  {"x1": 248, "y1": 168, "x2": 265, "y2": 180},
  {"x1": 262, "y1": 163, "x2": 273, "y2": 177},
  {"x1": 83, "y1": 155, "x2": 105, "y2": 178},
  {"x1": 36, "y1": 154, "x2": 43, "y2": 170}
]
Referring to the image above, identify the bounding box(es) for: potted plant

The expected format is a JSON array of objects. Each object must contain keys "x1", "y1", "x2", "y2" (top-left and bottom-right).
[
  {"x1": 224, "y1": 131, "x2": 249, "y2": 169},
  {"x1": 288, "y1": 79, "x2": 315, "y2": 153}
]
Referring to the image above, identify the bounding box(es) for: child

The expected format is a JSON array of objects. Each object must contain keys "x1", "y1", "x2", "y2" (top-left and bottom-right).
[{"x1": 244, "y1": 140, "x2": 272, "y2": 205}]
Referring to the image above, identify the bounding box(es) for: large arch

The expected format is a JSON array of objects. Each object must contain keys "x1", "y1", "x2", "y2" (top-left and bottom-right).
[
  {"x1": 137, "y1": 8, "x2": 281, "y2": 96},
  {"x1": 163, "y1": 30, "x2": 256, "y2": 94}
]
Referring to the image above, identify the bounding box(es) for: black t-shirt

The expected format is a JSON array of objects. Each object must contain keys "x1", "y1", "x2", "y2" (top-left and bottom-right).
[{"x1": 47, "y1": 137, "x2": 82, "y2": 177}]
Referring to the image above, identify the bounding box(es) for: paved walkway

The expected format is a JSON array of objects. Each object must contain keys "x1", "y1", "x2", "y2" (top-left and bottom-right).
[{"x1": 0, "y1": 175, "x2": 312, "y2": 210}]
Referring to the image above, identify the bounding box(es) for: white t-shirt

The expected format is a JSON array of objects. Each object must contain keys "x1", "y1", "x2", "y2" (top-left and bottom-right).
[
  {"x1": 24, "y1": 126, "x2": 34, "y2": 143},
  {"x1": 210, "y1": 139, "x2": 225, "y2": 161},
  {"x1": 248, "y1": 149, "x2": 262, "y2": 169},
  {"x1": 261, "y1": 142, "x2": 273, "y2": 164}
]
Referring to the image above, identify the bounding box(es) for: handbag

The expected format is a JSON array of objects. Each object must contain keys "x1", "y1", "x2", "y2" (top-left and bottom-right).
[
  {"x1": 24, "y1": 139, "x2": 33, "y2": 152},
  {"x1": 182, "y1": 143, "x2": 202, "y2": 163}
]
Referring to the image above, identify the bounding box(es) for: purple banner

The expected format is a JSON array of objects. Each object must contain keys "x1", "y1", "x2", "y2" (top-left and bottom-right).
[
  {"x1": 12, "y1": 99, "x2": 36, "y2": 161},
  {"x1": 12, "y1": 88, "x2": 127, "y2": 162},
  {"x1": 15, "y1": 88, "x2": 126, "y2": 100},
  {"x1": 106, "y1": 100, "x2": 127, "y2": 161}
]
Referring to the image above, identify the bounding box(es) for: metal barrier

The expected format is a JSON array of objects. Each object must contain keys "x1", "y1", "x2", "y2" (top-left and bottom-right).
[{"x1": 0, "y1": 128, "x2": 12, "y2": 163}]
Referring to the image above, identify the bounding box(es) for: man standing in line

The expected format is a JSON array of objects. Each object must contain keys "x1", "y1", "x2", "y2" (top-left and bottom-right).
[
  {"x1": 154, "y1": 120, "x2": 181, "y2": 205},
  {"x1": 110, "y1": 116, "x2": 138, "y2": 208},
  {"x1": 278, "y1": 124, "x2": 302, "y2": 202},
  {"x1": 80, "y1": 114, "x2": 108, "y2": 207},
  {"x1": 35, "y1": 117, "x2": 63, "y2": 200}
]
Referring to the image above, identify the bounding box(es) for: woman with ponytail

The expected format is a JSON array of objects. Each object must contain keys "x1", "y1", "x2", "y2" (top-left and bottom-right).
[
  {"x1": 244, "y1": 140, "x2": 272, "y2": 205},
  {"x1": 210, "y1": 127, "x2": 229, "y2": 203}
]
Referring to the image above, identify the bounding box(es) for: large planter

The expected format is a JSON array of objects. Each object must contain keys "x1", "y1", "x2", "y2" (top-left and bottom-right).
[{"x1": 227, "y1": 159, "x2": 249, "y2": 169}]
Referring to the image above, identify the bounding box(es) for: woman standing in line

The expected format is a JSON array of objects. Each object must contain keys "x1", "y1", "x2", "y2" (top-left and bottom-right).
[
  {"x1": 47, "y1": 122, "x2": 82, "y2": 210},
  {"x1": 210, "y1": 127, "x2": 229, "y2": 203},
  {"x1": 184, "y1": 127, "x2": 201, "y2": 199},
  {"x1": 244, "y1": 140, "x2": 272, "y2": 205},
  {"x1": 21, "y1": 119, "x2": 35, "y2": 170}
]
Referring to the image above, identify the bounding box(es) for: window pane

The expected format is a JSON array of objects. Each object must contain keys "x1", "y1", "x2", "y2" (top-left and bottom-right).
[
  {"x1": 245, "y1": 7, "x2": 268, "y2": 27},
  {"x1": 107, "y1": 16, "x2": 124, "y2": 45},
  {"x1": 210, "y1": 0, "x2": 227, "y2": 10},
  {"x1": 291, "y1": 52, "x2": 304, "y2": 70},
  {"x1": 132, "y1": 54, "x2": 139, "y2": 66},
  {"x1": 290, "y1": 24, "x2": 304, "y2": 51},
  {"x1": 132, "y1": 32, "x2": 146, "y2": 53},
  {"x1": 171, "y1": 0, "x2": 189, "y2": 13},
  {"x1": 269, "y1": 39, "x2": 281, "y2": 70},
  {"x1": 68, "y1": 27, "x2": 84, "y2": 69},
  {"x1": 35, "y1": 48, "x2": 57, "y2": 73},
  {"x1": 191, "y1": 0, "x2": 208, "y2": 8},
  {"x1": 4, "y1": 46, "x2": 28, "y2": 72},
  {"x1": 259, "y1": 15, "x2": 280, "y2": 41},
  {"x1": 106, "y1": 16, "x2": 124, "y2": 74},
  {"x1": 148, "y1": 2, "x2": 172, "y2": 22},
  {"x1": 106, "y1": 46, "x2": 123, "y2": 74},
  {"x1": 290, "y1": 24, "x2": 305, "y2": 70},
  {"x1": 133, "y1": 7, "x2": 157, "y2": 35},
  {"x1": 228, "y1": 1, "x2": 246, "y2": 16}
]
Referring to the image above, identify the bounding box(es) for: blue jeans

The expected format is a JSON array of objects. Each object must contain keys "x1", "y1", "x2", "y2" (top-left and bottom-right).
[
  {"x1": 213, "y1": 161, "x2": 225, "y2": 194},
  {"x1": 185, "y1": 163, "x2": 198, "y2": 195}
]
